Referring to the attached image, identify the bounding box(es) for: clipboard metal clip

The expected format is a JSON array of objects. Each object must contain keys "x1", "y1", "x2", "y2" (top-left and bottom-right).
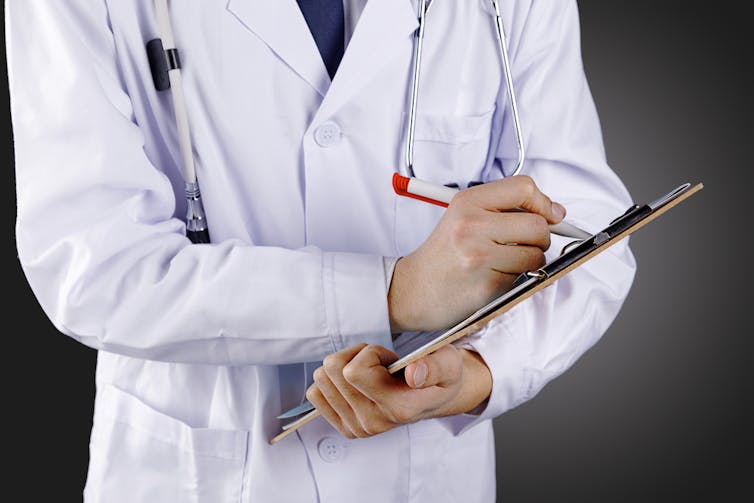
[
  {"x1": 513, "y1": 268, "x2": 549, "y2": 287},
  {"x1": 525, "y1": 269, "x2": 549, "y2": 280}
]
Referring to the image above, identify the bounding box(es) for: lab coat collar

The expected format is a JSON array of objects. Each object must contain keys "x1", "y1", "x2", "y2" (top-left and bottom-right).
[
  {"x1": 226, "y1": 0, "x2": 418, "y2": 111},
  {"x1": 316, "y1": 0, "x2": 419, "y2": 119},
  {"x1": 226, "y1": 0, "x2": 331, "y2": 96}
]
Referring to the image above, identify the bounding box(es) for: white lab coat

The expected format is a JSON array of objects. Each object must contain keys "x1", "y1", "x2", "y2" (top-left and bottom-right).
[{"x1": 7, "y1": 1, "x2": 636, "y2": 502}]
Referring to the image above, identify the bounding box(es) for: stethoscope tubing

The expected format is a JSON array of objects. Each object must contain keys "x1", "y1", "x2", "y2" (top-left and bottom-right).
[
  {"x1": 491, "y1": 0, "x2": 525, "y2": 177},
  {"x1": 404, "y1": 0, "x2": 429, "y2": 178},
  {"x1": 404, "y1": 0, "x2": 526, "y2": 179}
]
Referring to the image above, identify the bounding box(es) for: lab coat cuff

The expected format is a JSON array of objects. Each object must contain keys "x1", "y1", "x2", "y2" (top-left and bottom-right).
[
  {"x1": 383, "y1": 256, "x2": 399, "y2": 291},
  {"x1": 323, "y1": 252, "x2": 394, "y2": 353},
  {"x1": 444, "y1": 307, "x2": 531, "y2": 436}
]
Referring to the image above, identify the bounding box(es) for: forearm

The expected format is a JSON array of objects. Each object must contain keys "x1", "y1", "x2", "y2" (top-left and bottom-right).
[{"x1": 9, "y1": 1, "x2": 395, "y2": 366}]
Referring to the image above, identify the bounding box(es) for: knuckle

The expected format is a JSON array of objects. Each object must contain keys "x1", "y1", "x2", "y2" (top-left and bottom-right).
[
  {"x1": 449, "y1": 354, "x2": 464, "y2": 381},
  {"x1": 542, "y1": 194, "x2": 553, "y2": 211},
  {"x1": 449, "y1": 224, "x2": 468, "y2": 247},
  {"x1": 459, "y1": 248, "x2": 485, "y2": 273},
  {"x1": 393, "y1": 409, "x2": 413, "y2": 425},
  {"x1": 516, "y1": 175, "x2": 536, "y2": 196},
  {"x1": 363, "y1": 343, "x2": 379, "y2": 354},
  {"x1": 464, "y1": 213, "x2": 487, "y2": 234},
  {"x1": 342, "y1": 361, "x2": 359, "y2": 383},
  {"x1": 532, "y1": 215, "x2": 551, "y2": 243},
  {"x1": 443, "y1": 343, "x2": 461, "y2": 361},
  {"x1": 305, "y1": 386, "x2": 319, "y2": 403},
  {"x1": 530, "y1": 214, "x2": 548, "y2": 233},
  {"x1": 519, "y1": 213, "x2": 549, "y2": 248},
  {"x1": 361, "y1": 418, "x2": 382, "y2": 436},
  {"x1": 312, "y1": 367, "x2": 326, "y2": 384},
  {"x1": 450, "y1": 187, "x2": 474, "y2": 207},
  {"x1": 322, "y1": 354, "x2": 342, "y2": 374},
  {"x1": 385, "y1": 404, "x2": 413, "y2": 425},
  {"x1": 542, "y1": 232, "x2": 551, "y2": 251},
  {"x1": 449, "y1": 215, "x2": 475, "y2": 244}
]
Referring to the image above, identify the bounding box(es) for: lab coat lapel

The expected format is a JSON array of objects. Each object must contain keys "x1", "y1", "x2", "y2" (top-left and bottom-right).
[
  {"x1": 314, "y1": 0, "x2": 419, "y2": 120},
  {"x1": 225, "y1": 0, "x2": 330, "y2": 97}
]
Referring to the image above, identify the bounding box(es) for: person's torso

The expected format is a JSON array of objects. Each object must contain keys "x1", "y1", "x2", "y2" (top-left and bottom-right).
[{"x1": 85, "y1": 1, "x2": 526, "y2": 501}]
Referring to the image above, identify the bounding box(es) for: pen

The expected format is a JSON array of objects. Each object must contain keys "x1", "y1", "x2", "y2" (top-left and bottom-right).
[{"x1": 392, "y1": 173, "x2": 592, "y2": 240}]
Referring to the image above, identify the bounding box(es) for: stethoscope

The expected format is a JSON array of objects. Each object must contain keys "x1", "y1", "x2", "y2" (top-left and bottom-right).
[
  {"x1": 405, "y1": 0, "x2": 524, "y2": 180},
  {"x1": 149, "y1": 0, "x2": 526, "y2": 244}
]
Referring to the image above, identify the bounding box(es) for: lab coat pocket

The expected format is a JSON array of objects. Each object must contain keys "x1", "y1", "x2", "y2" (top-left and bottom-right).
[
  {"x1": 395, "y1": 109, "x2": 495, "y2": 255},
  {"x1": 84, "y1": 385, "x2": 248, "y2": 503},
  {"x1": 411, "y1": 107, "x2": 496, "y2": 183}
]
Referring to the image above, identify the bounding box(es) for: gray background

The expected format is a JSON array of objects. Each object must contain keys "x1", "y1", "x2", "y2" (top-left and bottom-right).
[{"x1": 2, "y1": 1, "x2": 751, "y2": 501}]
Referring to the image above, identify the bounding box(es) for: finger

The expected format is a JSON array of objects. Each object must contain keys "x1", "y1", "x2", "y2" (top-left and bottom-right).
[
  {"x1": 322, "y1": 344, "x2": 401, "y2": 438},
  {"x1": 322, "y1": 344, "x2": 382, "y2": 411},
  {"x1": 346, "y1": 345, "x2": 461, "y2": 425},
  {"x1": 404, "y1": 345, "x2": 463, "y2": 389},
  {"x1": 342, "y1": 345, "x2": 403, "y2": 402},
  {"x1": 487, "y1": 212, "x2": 551, "y2": 250},
  {"x1": 345, "y1": 345, "x2": 434, "y2": 425},
  {"x1": 455, "y1": 175, "x2": 565, "y2": 224},
  {"x1": 487, "y1": 244, "x2": 546, "y2": 275},
  {"x1": 305, "y1": 384, "x2": 354, "y2": 439},
  {"x1": 327, "y1": 343, "x2": 369, "y2": 364},
  {"x1": 312, "y1": 366, "x2": 365, "y2": 437}
]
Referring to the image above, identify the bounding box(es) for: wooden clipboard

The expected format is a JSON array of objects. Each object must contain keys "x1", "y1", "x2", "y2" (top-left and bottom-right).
[{"x1": 270, "y1": 182, "x2": 704, "y2": 444}]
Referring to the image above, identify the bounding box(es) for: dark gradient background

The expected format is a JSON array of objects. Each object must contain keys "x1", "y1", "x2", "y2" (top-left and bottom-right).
[{"x1": 2, "y1": 2, "x2": 751, "y2": 501}]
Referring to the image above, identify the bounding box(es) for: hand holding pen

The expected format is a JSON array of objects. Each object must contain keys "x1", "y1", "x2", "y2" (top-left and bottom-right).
[
  {"x1": 389, "y1": 174, "x2": 572, "y2": 333},
  {"x1": 393, "y1": 174, "x2": 591, "y2": 240}
]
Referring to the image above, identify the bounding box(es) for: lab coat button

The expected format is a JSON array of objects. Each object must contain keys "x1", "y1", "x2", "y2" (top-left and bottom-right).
[
  {"x1": 314, "y1": 122, "x2": 342, "y2": 147},
  {"x1": 317, "y1": 436, "x2": 346, "y2": 463}
]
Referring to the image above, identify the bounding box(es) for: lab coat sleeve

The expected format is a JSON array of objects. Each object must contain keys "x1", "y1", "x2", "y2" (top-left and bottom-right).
[
  {"x1": 445, "y1": 0, "x2": 636, "y2": 434},
  {"x1": 6, "y1": 1, "x2": 393, "y2": 366}
]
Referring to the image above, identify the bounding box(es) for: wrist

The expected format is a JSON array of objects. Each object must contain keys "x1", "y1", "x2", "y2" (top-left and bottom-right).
[
  {"x1": 452, "y1": 349, "x2": 493, "y2": 416},
  {"x1": 387, "y1": 257, "x2": 412, "y2": 333}
]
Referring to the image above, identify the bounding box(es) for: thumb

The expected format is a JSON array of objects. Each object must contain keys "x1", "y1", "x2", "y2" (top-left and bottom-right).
[{"x1": 405, "y1": 345, "x2": 463, "y2": 389}]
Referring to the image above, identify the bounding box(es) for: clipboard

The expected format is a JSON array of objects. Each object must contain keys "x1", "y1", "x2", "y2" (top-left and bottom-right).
[{"x1": 270, "y1": 182, "x2": 704, "y2": 444}]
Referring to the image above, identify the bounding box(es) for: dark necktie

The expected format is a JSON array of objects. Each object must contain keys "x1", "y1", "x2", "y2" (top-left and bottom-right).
[{"x1": 296, "y1": 0, "x2": 345, "y2": 79}]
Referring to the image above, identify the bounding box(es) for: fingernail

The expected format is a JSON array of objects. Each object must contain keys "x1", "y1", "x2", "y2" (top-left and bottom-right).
[
  {"x1": 551, "y1": 202, "x2": 566, "y2": 221},
  {"x1": 412, "y1": 363, "x2": 427, "y2": 388}
]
